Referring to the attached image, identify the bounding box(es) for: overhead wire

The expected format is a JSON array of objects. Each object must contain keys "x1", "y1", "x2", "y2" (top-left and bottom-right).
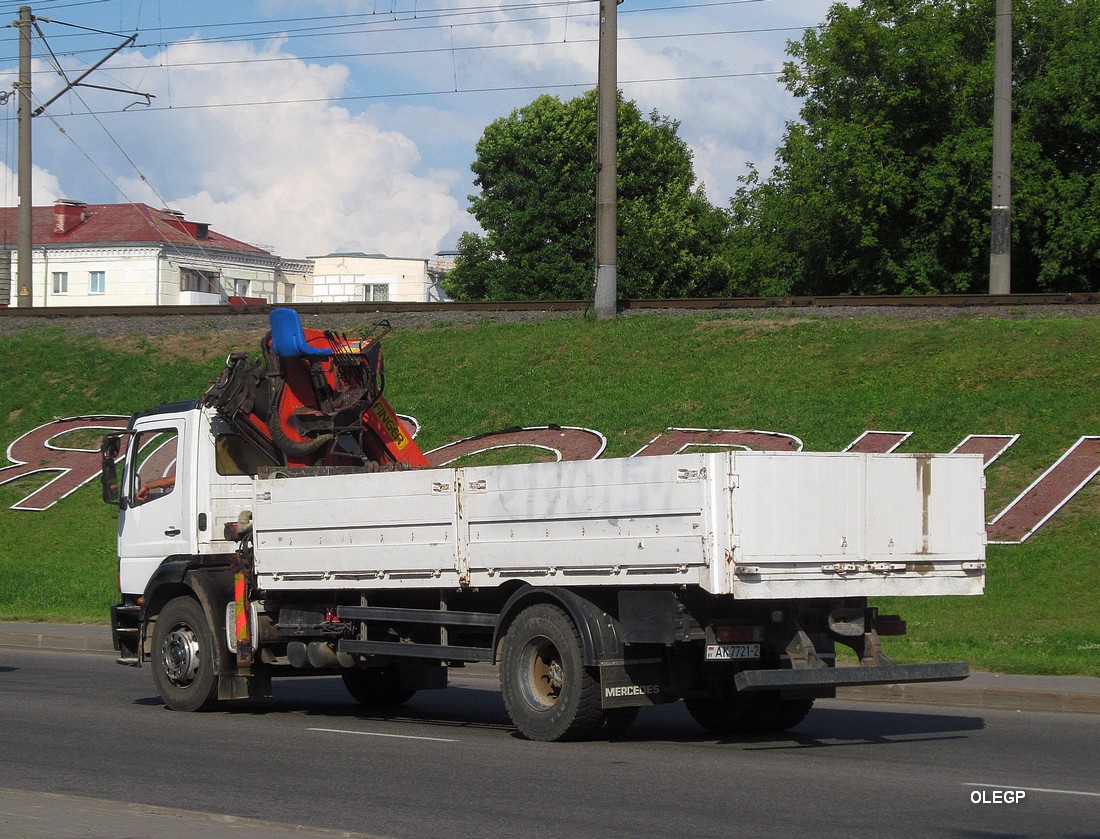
[
  {"x1": 2, "y1": 0, "x2": 782, "y2": 59},
  {"x1": 0, "y1": 0, "x2": 113, "y2": 13},
  {"x1": 1, "y1": 0, "x2": 819, "y2": 116},
  {"x1": 44, "y1": 68, "x2": 785, "y2": 119},
  {"x1": 0, "y1": 0, "x2": 810, "y2": 98},
  {"x1": 35, "y1": 96, "x2": 230, "y2": 259},
  {"x1": 24, "y1": 26, "x2": 223, "y2": 259},
  {"x1": 26, "y1": 0, "x2": 769, "y2": 43},
  {"x1": 0, "y1": 1, "x2": 817, "y2": 125},
  {"x1": 16, "y1": 23, "x2": 812, "y2": 77},
  {"x1": 0, "y1": 0, "x2": 811, "y2": 229}
]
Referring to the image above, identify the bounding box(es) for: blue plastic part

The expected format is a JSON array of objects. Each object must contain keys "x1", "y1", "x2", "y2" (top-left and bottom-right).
[{"x1": 269, "y1": 308, "x2": 332, "y2": 358}]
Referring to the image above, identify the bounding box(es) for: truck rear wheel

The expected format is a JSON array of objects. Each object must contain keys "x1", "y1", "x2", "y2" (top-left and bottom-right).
[
  {"x1": 341, "y1": 666, "x2": 415, "y2": 708},
  {"x1": 685, "y1": 692, "x2": 815, "y2": 735},
  {"x1": 151, "y1": 597, "x2": 219, "y2": 712},
  {"x1": 684, "y1": 693, "x2": 761, "y2": 736},
  {"x1": 500, "y1": 603, "x2": 603, "y2": 742},
  {"x1": 755, "y1": 695, "x2": 815, "y2": 732}
]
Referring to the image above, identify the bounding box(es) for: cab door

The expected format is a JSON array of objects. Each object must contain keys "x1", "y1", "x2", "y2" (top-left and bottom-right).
[{"x1": 118, "y1": 416, "x2": 195, "y2": 595}]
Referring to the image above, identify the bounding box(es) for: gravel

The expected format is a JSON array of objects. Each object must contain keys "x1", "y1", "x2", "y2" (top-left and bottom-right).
[{"x1": 2, "y1": 302, "x2": 1100, "y2": 339}]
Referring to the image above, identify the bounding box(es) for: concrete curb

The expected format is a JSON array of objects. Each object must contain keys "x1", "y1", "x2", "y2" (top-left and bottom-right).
[
  {"x1": 836, "y1": 679, "x2": 1100, "y2": 715},
  {"x1": 4, "y1": 622, "x2": 1099, "y2": 716},
  {"x1": 0, "y1": 623, "x2": 115, "y2": 655}
]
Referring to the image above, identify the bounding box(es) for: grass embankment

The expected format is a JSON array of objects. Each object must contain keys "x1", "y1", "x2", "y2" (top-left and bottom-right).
[{"x1": 1, "y1": 312, "x2": 1098, "y2": 675}]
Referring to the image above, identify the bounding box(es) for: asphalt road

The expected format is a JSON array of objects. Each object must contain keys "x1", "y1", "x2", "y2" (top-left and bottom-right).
[{"x1": 2, "y1": 649, "x2": 1098, "y2": 839}]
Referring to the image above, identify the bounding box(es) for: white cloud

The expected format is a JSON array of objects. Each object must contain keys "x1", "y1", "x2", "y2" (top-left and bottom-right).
[
  {"x1": 11, "y1": 1, "x2": 846, "y2": 255},
  {"x1": 0, "y1": 164, "x2": 64, "y2": 207},
  {"x1": 436, "y1": 0, "x2": 836, "y2": 204},
  {"x1": 56, "y1": 39, "x2": 466, "y2": 258}
]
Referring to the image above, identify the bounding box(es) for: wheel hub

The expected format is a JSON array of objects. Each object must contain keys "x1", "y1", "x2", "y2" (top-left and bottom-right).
[
  {"x1": 523, "y1": 637, "x2": 563, "y2": 709},
  {"x1": 161, "y1": 625, "x2": 201, "y2": 687}
]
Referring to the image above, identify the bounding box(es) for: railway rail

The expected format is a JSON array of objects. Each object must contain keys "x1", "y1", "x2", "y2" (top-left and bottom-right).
[{"x1": 1, "y1": 292, "x2": 1099, "y2": 319}]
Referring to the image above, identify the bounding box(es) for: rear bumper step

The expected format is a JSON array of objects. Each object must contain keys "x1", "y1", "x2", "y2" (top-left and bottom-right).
[{"x1": 734, "y1": 662, "x2": 969, "y2": 692}]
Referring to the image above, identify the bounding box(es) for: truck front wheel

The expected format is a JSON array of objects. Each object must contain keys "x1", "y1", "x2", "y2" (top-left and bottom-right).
[
  {"x1": 500, "y1": 603, "x2": 603, "y2": 742},
  {"x1": 151, "y1": 597, "x2": 219, "y2": 712}
]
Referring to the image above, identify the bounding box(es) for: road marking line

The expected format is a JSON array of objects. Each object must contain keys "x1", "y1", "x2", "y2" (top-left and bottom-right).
[
  {"x1": 308, "y1": 727, "x2": 458, "y2": 743},
  {"x1": 964, "y1": 783, "x2": 1100, "y2": 799}
]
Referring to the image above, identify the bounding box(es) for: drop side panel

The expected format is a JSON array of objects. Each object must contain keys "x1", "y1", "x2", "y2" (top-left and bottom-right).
[{"x1": 728, "y1": 452, "x2": 986, "y2": 599}]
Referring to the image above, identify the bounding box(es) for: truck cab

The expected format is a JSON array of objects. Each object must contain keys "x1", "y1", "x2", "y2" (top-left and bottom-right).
[{"x1": 105, "y1": 403, "x2": 259, "y2": 666}]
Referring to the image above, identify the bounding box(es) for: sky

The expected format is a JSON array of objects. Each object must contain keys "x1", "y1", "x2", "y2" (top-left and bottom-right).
[{"x1": 0, "y1": 0, "x2": 843, "y2": 259}]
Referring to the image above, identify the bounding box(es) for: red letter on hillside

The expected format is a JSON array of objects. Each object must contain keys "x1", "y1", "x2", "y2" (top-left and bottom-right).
[
  {"x1": 844, "y1": 431, "x2": 912, "y2": 453},
  {"x1": 631, "y1": 428, "x2": 802, "y2": 457},
  {"x1": 987, "y1": 436, "x2": 1100, "y2": 543},
  {"x1": 951, "y1": 434, "x2": 1019, "y2": 465},
  {"x1": 1, "y1": 416, "x2": 128, "y2": 511},
  {"x1": 425, "y1": 426, "x2": 607, "y2": 466}
]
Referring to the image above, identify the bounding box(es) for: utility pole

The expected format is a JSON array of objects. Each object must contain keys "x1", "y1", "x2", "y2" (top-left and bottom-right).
[
  {"x1": 593, "y1": 0, "x2": 617, "y2": 319},
  {"x1": 8, "y1": 10, "x2": 149, "y2": 308},
  {"x1": 989, "y1": 0, "x2": 1012, "y2": 295},
  {"x1": 15, "y1": 5, "x2": 33, "y2": 307}
]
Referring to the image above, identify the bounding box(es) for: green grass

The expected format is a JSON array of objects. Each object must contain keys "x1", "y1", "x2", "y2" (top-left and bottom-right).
[{"x1": 1, "y1": 312, "x2": 1098, "y2": 674}]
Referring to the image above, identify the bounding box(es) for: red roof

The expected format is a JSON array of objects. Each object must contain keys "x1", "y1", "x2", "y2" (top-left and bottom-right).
[{"x1": 0, "y1": 202, "x2": 271, "y2": 255}]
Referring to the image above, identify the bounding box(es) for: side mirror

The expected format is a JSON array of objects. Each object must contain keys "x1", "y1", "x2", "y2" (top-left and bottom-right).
[{"x1": 100, "y1": 434, "x2": 122, "y2": 505}]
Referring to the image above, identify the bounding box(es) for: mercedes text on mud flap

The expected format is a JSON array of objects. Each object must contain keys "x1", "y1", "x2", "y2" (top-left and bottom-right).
[{"x1": 103, "y1": 308, "x2": 986, "y2": 742}]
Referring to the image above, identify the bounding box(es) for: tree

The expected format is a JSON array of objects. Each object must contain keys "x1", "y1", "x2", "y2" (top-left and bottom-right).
[
  {"x1": 724, "y1": 0, "x2": 1100, "y2": 295},
  {"x1": 444, "y1": 90, "x2": 731, "y2": 301}
]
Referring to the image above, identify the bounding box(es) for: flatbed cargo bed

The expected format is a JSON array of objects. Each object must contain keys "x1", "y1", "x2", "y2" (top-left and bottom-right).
[{"x1": 252, "y1": 450, "x2": 986, "y2": 600}]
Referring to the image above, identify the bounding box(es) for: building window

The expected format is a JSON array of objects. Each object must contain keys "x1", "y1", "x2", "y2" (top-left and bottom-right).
[
  {"x1": 52, "y1": 272, "x2": 68, "y2": 294},
  {"x1": 364, "y1": 283, "x2": 390, "y2": 302},
  {"x1": 89, "y1": 271, "x2": 106, "y2": 294},
  {"x1": 180, "y1": 268, "x2": 219, "y2": 294},
  {"x1": 234, "y1": 279, "x2": 249, "y2": 297}
]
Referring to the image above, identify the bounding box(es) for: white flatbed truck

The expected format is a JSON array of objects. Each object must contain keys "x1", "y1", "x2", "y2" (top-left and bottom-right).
[{"x1": 104, "y1": 401, "x2": 986, "y2": 741}]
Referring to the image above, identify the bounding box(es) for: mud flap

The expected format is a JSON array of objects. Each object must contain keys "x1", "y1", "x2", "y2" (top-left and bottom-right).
[
  {"x1": 217, "y1": 673, "x2": 272, "y2": 701},
  {"x1": 598, "y1": 661, "x2": 673, "y2": 709}
]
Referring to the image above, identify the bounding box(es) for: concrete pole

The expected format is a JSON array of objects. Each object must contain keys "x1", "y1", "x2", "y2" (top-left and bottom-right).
[
  {"x1": 593, "y1": 0, "x2": 618, "y2": 319},
  {"x1": 15, "y1": 6, "x2": 33, "y2": 307},
  {"x1": 989, "y1": 0, "x2": 1012, "y2": 295}
]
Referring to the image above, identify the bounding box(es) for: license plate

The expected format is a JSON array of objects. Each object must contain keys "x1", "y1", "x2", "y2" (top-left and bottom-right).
[{"x1": 706, "y1": 643, "x2": 761, "y2": 661}]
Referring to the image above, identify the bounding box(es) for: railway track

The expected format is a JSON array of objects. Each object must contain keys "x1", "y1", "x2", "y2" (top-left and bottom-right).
[{"x1": 2, "y1": 292, "x2": 1099, "y2": 319}]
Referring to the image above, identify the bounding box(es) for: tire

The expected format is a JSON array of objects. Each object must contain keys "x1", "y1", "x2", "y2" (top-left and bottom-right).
[
  {"x1": 342, "y1": 665, "x2": 416, "y2": 708},
  {"x1": 685, "y1": 692, "x2": 815, "y2": 735},
  {"x1": 684, "y1": 693, "x2": 765, "y2": 736},
  {"x1": 151, "y1": 597, "x2": 219, "y2": 712},
  {"x1": 754, "y1": 695, "x2": 815, "y2": 732},
  {"x1": 500, "y1": 603, "x2": 604, "y2": 742}
]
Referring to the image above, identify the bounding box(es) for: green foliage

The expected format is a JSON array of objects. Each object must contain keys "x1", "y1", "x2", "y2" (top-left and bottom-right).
[
  {"x1": 445, "y1": 89, "x2": 732, "y2": 300},
  {"x1": 2, "y1": 315, "x2": 1099, "y2": 677},
  {"x1": 726, "y1": 0, "x2": 1100, "y2": 295}
]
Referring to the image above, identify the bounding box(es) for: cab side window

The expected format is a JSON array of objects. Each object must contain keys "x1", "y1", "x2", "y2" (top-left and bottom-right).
[
  {"x1": 215, "y1": 433, "x2": 275, "y2": 476},
  {"x1": 131, "y1": 430, "x2": 179, "y2": 505}
]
